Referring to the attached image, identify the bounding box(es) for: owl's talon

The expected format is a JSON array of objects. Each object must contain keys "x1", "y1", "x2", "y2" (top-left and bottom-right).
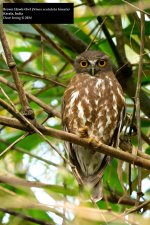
[
  {"x1": 86, "y1": 137, "x2": 99, "y2": 153},
  {"x1": 79, "y1": 126, "x2": 88, "y2": 138},
  {"x1": 87, "y1": 137, "x2": 95, "y2": 143},
  {"x1": 86, "y1": 137, "x2": 99, "y2": 145}
]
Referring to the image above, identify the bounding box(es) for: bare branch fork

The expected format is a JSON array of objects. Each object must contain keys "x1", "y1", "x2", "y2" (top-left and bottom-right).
[{"x1": 0, "y1": 24, "x2": 34, "y2": 119}]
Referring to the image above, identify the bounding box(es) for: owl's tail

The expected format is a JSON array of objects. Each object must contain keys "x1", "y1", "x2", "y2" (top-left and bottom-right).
[{"x1": 92, "y1": 179, "x2": 103, "y2": 201}]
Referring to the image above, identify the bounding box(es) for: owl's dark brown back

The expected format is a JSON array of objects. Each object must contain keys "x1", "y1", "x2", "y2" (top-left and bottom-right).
[{"x1": 62, "y1": 50, "x2": 126, "y2": 200}]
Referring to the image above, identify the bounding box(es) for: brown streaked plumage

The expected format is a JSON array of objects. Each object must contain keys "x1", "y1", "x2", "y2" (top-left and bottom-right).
[{"x1": 62, "y1": 50, "x2": 126, "y2": 200}]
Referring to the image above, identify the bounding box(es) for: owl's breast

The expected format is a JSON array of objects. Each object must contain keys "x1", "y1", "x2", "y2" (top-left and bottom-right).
[{"x1": 63, "y1": 74, "x2": 125, "y2": 144}]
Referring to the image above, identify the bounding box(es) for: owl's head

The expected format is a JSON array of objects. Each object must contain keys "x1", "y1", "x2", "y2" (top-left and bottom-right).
[{"x1": 74, "y1": 50, "x2": 112, "y2": 76}]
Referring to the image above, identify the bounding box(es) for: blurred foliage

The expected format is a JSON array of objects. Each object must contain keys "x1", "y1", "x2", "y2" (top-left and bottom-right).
[{"x1": 0, "y1": 0, "x2": 150, "y2": 224}]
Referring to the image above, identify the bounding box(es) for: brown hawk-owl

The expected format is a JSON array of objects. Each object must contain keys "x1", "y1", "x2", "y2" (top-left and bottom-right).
[{"x1": 62, "y1": 50, "x2": 125, "y2": 200}]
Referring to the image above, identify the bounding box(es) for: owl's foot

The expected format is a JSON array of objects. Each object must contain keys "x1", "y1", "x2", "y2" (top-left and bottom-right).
[
  {"x1": 86, "y1": 136, "x2": 99, "y2": 153},
  {"x1": 85, "y1": 136, "x2": 99, "y2": 146},
  {"x1": 86, "y1": 137, "x2": 97, "y2": 144},
  {"x1": 79, "y1": 128, "x2": 99, "y2": 145},
  {"x1": 79, "y1": 126, "x2": 88, "y2": 138}
]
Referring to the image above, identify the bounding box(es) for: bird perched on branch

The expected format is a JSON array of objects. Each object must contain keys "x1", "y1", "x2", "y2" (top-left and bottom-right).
[{"x1": 62, "y1": 50, "x2": 126, "y2": 200}]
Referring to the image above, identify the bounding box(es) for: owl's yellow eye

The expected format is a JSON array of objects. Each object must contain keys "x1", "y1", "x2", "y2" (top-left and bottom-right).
[
  {"x1": 80, "y1": 60, "x2": 88, "y2": 67},
  {"x1": 98, "y1": 60, "x2": 106, "y2": 67}
]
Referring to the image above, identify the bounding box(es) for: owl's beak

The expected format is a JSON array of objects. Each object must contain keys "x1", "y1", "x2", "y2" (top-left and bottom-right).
[
  {"x1": 88, "y1": 60, "x2": 97, "y2": 76},
  {"x1": 91, "y1": 66, "x2": 95, "y2": 76}
]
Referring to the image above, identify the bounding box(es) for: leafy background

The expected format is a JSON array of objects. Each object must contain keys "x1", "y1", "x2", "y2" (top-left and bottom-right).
[{"x1": 0, "y1": 0, "x2": 150, "y2": 224}]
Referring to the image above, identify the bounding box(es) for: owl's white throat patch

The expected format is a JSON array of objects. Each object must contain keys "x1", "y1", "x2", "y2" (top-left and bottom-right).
[{"x1": 88, "y1": 59, "x2": 97, "y2": 65}]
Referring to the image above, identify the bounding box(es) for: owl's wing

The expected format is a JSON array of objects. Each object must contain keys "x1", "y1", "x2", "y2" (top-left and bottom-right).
[
  {"x1": 90, "y1": 105, "x2": 126, "y2": 186},
  {"x1": 62, "y1": 97, "x2": 84, "y2": 184},
  {"x1": 111, "y1": 106, "x2": 126, "y2": 148},
  {"x1": 61, "y1": 96, "x2": 66, "y2": 128},
  {"x1": 87, "y1": 106, "x2": 126, "y2": 189}
]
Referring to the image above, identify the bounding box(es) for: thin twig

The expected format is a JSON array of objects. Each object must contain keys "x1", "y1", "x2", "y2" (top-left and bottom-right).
[
  {"x1": 125, "y1": 200, "x2": 150, "y2": 214},
  {"x1": 103, "y1": 193, "x2": 145, "y2": 208},
  {"x1": 0, "y1": 133, "x2": 29, "y2": 157},
  {"x1": 113, "y1": 13, "x2": 133, "y2": 196},
  {"x1": 86, "y1": 17, "x2": 107, "y2": 50},
  {"x1": 0, "y1": 68, "x2": 67, "y2": 87},
  {"x1": 32, "y1": 24, "x2": 73, "y2": 64},
  {"x1": 86, "y1": 0, "x2": 150, "y2": 16},
  {"x1": 141, "y1": 132, "x2": 150, "y2": 146},
  {"x1": 56, "y1": 62, "x2": 69, "y2": 78},
  {"x1": 0, "y1": 86, "x2": 15, "y2": 109},
  {"x1": 122, "y1": 0, "x2": 150, "y2": 16},
  {"x1": 135, "y1": 11, "x2": 145, "y2": 204},
  {"x1": 0, "y1": 138, "x2": 58, "y2": 167},
  {"x1": 19, "y1": 49, "x2": 42, "y2": 68},
  {"x1": 62, "y1": 157, "x2": 67, "y2": 225},
  {"x1": 41, "y1": 36, "x2": 46, "y2": 75},
  {"x1": 43, "y1": 24, "x2": 87, "y2": 53},
  {"x1": 0, "y1": 98, "x2": 27, "y2": 124}
]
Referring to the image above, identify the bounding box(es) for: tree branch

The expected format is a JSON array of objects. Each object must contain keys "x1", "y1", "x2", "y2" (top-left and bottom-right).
[
  {"x1": 0, "y1": 24, "x2": 34, "y2": 119},
  {"x1": 0, "y1": 132, "x2": 29, "y2": 157},
  {"x1": 125, "y1": 200, "x2": 150, "y2": 214},
  {"x1": 0, "y1": 98, "x2": 27, "y2": 125},
  {"x1": 43, "y1": 24, "x2": 87, "y2": 53},
  {"x1": 114, "y1": 15, "x2": 127, "y2": 63},
  {"x1": 123, "y1": 77, "x2": 150, "y2": 118},
  {"x1": 0, "y1": 208, "x2": 53, "y2": 225},
  {"x1": 85, "y1": 0, "x2": 150, "y2": 16},
  {"x1": 0, "y1": 116, "x2": 150, "y2": 170},
  {"x1": 32, "y1": 24, "x2": 73, "y2": 64},
  {"x1": 103, "y1": 193, "x2": 150, "y2": 210},
  {"x1": 0, "y1": 172, "x2": 77, "y2": 196},
  {"x1": 0, "y1": 76, "x2": 61, "y2": 118},
  {"x1": 19, "y1": 49, "x2": 42, "y2": 68}
]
